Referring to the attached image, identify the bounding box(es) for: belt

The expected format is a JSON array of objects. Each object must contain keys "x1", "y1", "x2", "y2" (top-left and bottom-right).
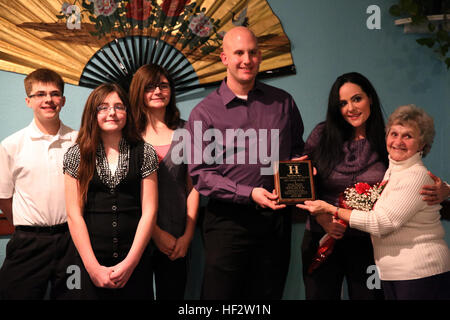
[
  {"x1": 208, "y1": 198, "x2": 278, "y2": 216},
  {"x1": 15, "y1": 222, "x2": 68, "y2": 234}
]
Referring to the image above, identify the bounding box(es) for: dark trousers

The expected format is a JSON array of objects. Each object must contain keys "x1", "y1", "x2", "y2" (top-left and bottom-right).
[
  {"x1": 201, "y1": 199, "x2": 292, "y2": 300},
  {"x1": 301, "y1": 229, "x2": 384, "y2": 300},
  {"x1": 0, "y1": 225, "x2": 74, "y2": 300},
  {"x1": 151, "y1": 248, "x2": 188, "y2": 300},
  {"x1": 382, "y1": 271, "x2": 450, "y2": 300}
]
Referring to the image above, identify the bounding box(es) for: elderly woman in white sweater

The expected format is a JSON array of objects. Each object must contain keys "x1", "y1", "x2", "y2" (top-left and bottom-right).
[{"x1": 298, "y1": 104, "x2": 450, "y2": 300}]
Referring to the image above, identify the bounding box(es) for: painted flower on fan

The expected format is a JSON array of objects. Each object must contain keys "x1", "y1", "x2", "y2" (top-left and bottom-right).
[
  {"x1": 162, "y1": 0, "x2": 190, "y2": 17},
  {"x1": 126, "y1": 0, "x2": 152, "y2": 20},
  {"x1": 61, "y1": 2, "x2": 80, "y2": 17},
  {"x1": 94, "y1": 0, "x2": 117, "y2": 17},
  {"x1": 61, "y1": 2, "x2": 70, "y2": 14},
  {"x1": 189, "y1": 13, "x2": 214, "y2": 37},
  {"x1": 343, "y1": 182, "x2": 387, "y2": 211}
]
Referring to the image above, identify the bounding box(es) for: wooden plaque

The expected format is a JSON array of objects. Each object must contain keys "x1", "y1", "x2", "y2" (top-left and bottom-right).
[{"x1": 274, "y1": 160, "x2": 315, "y2": 204}]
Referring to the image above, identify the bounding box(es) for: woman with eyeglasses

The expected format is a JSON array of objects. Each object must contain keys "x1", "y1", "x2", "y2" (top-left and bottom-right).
[
  {"x1": 129, "y1": 64, "x2": 200, "y2": 300},
  {"x1": 63, "y1": 83, "x2": 159, "y2": 299}
]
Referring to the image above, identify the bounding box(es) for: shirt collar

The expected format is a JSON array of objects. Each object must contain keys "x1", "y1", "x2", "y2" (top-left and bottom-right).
[
  {"x1": 388, "y1": 152, "x2": 423, "y2": 172},
  {"x1": 219, "y1": 78, "x2": 265, "y2": 107},
  {"x1": 27, "y1": 119, "x2": 72, "y2": 141}
]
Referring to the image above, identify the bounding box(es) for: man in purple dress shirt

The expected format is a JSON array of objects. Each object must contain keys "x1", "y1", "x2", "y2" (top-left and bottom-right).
[{"x1": 186, "y1": 26, "x2": 305, "y2": 299}]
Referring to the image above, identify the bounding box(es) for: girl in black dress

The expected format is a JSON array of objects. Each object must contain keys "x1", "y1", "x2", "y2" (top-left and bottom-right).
[{"x1": 63, "y1": 83, "x2": 158, "y2": 299}]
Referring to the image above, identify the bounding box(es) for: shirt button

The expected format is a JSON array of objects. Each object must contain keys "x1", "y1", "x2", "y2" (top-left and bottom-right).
[
  {"x1": 112, "y1": 221, "x2": 117, "y2": 227},
  {"x1": 112, "y1": 205, "x2": 117, "y2": 211},
  {"x1": 113, "y1": 252, "x2": 118, "y2": 258},
  {"x1": 113, "y1": 237, "x2": 118, "y2": 243},
  {"x1": 110, "y1": 189, "x2": 115, "y2": 194}
]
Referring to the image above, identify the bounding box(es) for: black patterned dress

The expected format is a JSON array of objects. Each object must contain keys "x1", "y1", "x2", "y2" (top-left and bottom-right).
[{"x1": 63, "y1": 138, "x2": 158, "y2": 299}]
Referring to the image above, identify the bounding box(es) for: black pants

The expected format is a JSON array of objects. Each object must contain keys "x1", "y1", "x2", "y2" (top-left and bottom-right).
[
  {"x1": 301, "y1": 229, "x2": 384, "y2": 300},
  {"x1": 151, "y1": 247, "x2": 188, "y2": 300},
  {"x1": 382, "y1": 271, "x2": 450, "y2": 300},
  {"x1": 201, "y1": 199, "x2": 292, "y2": 300},
  {"x1": 0, "y1": 225, "x2": 75, "y2": 300}
]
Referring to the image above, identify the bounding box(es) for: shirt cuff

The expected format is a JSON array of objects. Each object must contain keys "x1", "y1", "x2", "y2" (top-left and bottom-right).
[{"x1": 234, "y1": 184, "x2": 254, "y2": 204}]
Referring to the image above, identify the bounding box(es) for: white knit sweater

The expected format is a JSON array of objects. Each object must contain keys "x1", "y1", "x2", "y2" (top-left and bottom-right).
[{"x1": 349, "y1": 153, "x2": 450, "y2": 281}]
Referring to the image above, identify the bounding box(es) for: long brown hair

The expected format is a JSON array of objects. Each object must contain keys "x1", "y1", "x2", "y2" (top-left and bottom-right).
[
  {"x1": 76, "y1": 83, "x2": 141, "y2": 204},
  {"x1": 128, "y1": 64, "x2": 181, "y2": 133}
]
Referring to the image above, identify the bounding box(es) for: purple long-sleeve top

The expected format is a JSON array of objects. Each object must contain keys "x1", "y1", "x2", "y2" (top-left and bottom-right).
[
  {"x1": 186, "y1": 79, "x2": 305, "y2": 204},
  {"x1": 304, "y1": 122, "x2": 387, "y2": 233}
]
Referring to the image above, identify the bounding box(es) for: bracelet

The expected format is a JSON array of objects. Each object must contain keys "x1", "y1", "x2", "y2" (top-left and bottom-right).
[{"x1": 333, "y1": 206, "x2": 339, "y2": 219}]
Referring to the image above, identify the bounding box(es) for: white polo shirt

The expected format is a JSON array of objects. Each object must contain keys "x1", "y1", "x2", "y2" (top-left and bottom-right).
[{"x1": 0, "y1": 120, "x2": 77, "y2": 226}]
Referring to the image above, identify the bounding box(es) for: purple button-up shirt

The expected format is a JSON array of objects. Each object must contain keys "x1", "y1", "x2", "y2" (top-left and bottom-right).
[{"x1": 186, "y1": 79, "x2": 305, "y2": 204}]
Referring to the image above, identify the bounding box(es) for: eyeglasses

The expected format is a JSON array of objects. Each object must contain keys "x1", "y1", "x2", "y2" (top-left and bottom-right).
[
  {"x1": 28, "y1": 91, "x2": 63, "y2": 100},
  {"x1": 96, "y1": 104, "x2": 127, "y2": 113},
  {"x1": 144, "y1": 83, "x2": 171, "y2": 93}
]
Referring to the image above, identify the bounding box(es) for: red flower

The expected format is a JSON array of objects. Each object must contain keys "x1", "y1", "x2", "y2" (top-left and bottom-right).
[
  {"x1": 162, "y1": 0, "x2": 190, "y2": 17},
  {"x1": 355, "y1": 182, "x2": 371, "y2": 195},
  {"x1": 126, "y1": 0, "x2": 152, "y2": 20}
]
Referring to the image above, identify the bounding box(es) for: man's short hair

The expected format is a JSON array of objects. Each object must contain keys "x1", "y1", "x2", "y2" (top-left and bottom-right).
[{"x1": 24, "y1": 68, "x2": 65, "y2": 96}]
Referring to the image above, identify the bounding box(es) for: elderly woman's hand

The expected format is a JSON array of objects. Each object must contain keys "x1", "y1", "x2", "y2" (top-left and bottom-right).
[{"x1": 296, "y1": 200, "x2": 335, "y2": 216}]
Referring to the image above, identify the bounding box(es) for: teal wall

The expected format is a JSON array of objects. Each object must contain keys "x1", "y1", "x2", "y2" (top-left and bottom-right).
[{"x1": 0, "y1": 0, "x2": 448, "y2": 299}]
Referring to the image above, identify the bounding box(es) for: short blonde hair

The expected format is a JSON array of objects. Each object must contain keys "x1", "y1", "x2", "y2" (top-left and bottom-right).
[{"x1": 386, "y1": 104, "x2": 435, "y2": 157}]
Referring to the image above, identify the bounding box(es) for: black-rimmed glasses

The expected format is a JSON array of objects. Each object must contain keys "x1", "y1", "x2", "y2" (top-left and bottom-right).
[{"x1": 144, "y1": 83, "x2": 171, "y2": 93}]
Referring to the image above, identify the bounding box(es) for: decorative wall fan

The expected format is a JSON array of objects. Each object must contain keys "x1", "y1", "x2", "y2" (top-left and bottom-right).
[{"x1": 0, "y1": 0, "x2": 295, "y2": 94}]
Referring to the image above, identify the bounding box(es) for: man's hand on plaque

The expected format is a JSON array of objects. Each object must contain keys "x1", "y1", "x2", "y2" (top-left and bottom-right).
[{"x1": 251, "y1": 187, "x2": 286, "y2": 210}]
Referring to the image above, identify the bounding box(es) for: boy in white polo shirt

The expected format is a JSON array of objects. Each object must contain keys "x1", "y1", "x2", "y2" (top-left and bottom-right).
[{"x1": 0, "y1": 68, "x2": 78, "y2": 299}]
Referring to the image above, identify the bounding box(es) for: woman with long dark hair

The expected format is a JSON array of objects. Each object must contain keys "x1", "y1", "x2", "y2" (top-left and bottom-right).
[
  {"x1": 129, "y1": 64, "x2": 200, "y2": 300},
  {"x1": 312, "y1": 72, "x2": 388, "y2": 178},
  {"x1": 64, "y1": 83, "x2": 158, "y2": 299},
  {"x1": 301, "y1": 72, "x2": 387, "y2": 300}
]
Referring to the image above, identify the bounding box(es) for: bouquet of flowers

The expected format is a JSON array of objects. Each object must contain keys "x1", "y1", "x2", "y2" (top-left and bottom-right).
[
  {"x1": 308, "y1": 181, "x2": 387, "y2": 274},
  {"x1": 342, "y1": 182, "x2": 386, "y2": 211}
]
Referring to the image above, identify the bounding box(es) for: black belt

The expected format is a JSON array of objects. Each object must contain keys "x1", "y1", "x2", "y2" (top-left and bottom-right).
[
  {"x1": 208, "y1": 198, "x2": 280, "y2": 216},
  {"x1": 15, "y1": 222, "x2": 68, "y2": 234}
]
